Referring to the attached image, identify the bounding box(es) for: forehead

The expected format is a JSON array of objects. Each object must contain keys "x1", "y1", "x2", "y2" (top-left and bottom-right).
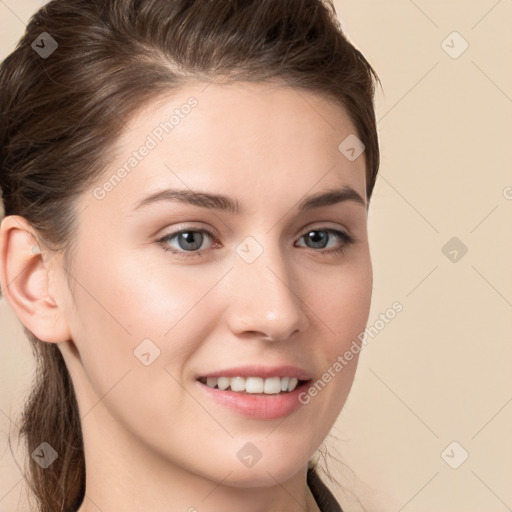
[{"x1": 84, "y1": 81, "x2": 367, "y2": 216}]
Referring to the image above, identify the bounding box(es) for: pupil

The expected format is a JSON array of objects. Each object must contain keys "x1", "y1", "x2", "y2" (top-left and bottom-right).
[
  {"x1": 307, "y1": 230, "x2": 327, "y2": 248},
  {"x1": 180, "y1": 232, "x2": 202, "y2": 251}
]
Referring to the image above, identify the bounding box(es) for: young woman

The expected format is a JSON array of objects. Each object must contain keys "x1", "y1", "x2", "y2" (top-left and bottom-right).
[{"x1": 0, "y1": 1, "x2": 380, "y2": 510}]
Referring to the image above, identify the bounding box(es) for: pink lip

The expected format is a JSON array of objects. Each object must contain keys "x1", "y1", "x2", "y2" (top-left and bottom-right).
[
  {"x1": 196, "y1": 379, "x2": 311, "y2": 420},
  {"x1": 197, "y1": 364, "x2": 312, "y2": 380}
]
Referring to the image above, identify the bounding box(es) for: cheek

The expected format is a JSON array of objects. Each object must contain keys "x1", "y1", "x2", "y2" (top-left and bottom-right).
[
  {"x1": 69, "y1": 251, "x2": 228, "y2": 379},
  {"x1": 65, "y1": 253, "x2": 211, "y2": 439},
  {"x1": 310, "y1": 255, "x2": 373, "y2": 346},
  {"x1": 301, "y1": 254, "x2": 372, "y2": 411}
]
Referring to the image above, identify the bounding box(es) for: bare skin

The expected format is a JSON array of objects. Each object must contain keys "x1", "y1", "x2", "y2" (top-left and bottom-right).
[{"x1": 0, "y1": 80, "x2": 372, "y2": 512}]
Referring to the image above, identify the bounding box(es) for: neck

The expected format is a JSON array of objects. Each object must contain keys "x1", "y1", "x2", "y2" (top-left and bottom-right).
[{"x1": 75, "y1": 399, "x2": 321, "y2": 512}]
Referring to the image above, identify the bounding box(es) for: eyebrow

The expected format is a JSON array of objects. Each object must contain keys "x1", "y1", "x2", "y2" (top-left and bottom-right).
[{"x1": 131, "y1": 185, "x2": 366, "y2": 215}]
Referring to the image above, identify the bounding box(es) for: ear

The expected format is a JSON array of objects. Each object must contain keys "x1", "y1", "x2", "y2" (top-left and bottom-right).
[{"x1": 0, "y1": 215, "x2": 72, "y2": 343}]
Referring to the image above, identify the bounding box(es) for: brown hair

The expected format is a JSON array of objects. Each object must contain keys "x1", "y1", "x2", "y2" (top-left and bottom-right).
[{"x1": 0, "y1": 0, "x2": 379, "y2": 510}]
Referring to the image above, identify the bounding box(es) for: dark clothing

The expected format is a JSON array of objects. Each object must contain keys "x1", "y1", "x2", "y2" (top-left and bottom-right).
[{"x1": 307, "y1": 467, "x2": 343, "y2": 512}]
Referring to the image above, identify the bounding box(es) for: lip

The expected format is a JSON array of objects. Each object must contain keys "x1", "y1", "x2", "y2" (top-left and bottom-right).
[
  {"x1": 197, "y1": 364, "x2": 312, "y2": 380},
  {"x1": 196, "y1": 378, "x2": 311, "y2": 420}
]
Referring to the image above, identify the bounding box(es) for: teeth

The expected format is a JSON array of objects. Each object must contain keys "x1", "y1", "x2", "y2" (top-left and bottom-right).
[
  {"x1": 230, "y1": 376, "x2": 246, "y2": 392},
  {"x1": 203, "y1": 376, "x2": 302, "y2": 394},
  {"x1": 217, "y1": 377, "x2": 230, "y2": 390},
  {"x1": 288, "y1": 377, "x2": 298, "y2": 392},
  {"x1": 263, "y1": 377, "x2": 281, "y2": 394},
  {"x1": 206, "y1": 377, "x2": 218, "y2": 388},
  {"x1": 245, "y1": 377, "x2": 264, "y2": 393}
]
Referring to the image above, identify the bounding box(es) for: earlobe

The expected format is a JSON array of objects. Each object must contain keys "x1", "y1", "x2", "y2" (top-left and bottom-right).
[{"x1": 0, "y1": 215, "x2": 71, "y2": 343}]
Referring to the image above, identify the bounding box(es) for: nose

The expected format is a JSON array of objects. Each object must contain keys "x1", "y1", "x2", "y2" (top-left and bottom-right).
[{"x1": 224, "y1": 244, "x2": 310, "y2": 342}]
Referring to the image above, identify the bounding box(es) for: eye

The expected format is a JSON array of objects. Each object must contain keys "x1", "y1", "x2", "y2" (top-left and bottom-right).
[
  {"x1": 156, "y1": 226, "x2": 355, "y2": 258},
  {"x1": 295, "y1": 228, "x2": 355, "y2": 255},
  {"x1": 157, "y1": 228, "x2": 218, "y2": 257}
]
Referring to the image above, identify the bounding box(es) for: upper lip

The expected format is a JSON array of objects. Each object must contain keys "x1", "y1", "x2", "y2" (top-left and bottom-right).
[{"x1": 198, "y1": 365, "x2": 312, "y2": 381}]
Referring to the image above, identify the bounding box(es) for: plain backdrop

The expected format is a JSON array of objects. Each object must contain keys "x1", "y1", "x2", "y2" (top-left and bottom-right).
[{"x1": 1, "y1": 1, "x2": 511, "y2": 511}]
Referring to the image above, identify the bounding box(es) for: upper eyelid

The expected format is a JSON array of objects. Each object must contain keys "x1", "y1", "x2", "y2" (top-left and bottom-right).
[{"x1": 158, "y1": 223, "x2": 352, "y2": 240}]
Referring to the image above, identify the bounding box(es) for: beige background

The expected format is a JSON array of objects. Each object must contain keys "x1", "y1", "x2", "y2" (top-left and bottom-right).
[{"x1": 1, "y1": 1, "x2": 511, "y2": 511}]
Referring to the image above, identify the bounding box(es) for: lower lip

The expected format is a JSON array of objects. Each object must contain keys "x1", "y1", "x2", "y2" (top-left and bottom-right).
[{"x1": 197, "y1": 380, "x2": 310, "y2": 420}]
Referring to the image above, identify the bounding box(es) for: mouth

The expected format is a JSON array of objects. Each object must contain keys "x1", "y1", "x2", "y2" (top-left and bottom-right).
[
  {"x1": 196, "y1": 375, "x2": 312, "y2": 419},
  {"x1": 197, "y1": 376, "x2": 311, "y2": 395},
  {"x1": 195, "y1": 365, "x2": 313, "y2": 419}
]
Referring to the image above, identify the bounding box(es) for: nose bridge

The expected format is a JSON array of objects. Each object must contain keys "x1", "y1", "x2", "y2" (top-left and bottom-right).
[{"x1": 226, "y1": 234, "x2": 309, "y2": 340}]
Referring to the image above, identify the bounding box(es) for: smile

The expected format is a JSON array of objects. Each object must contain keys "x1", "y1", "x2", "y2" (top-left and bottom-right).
[
  {"x1": 196, "y1": 377, "x2": 312, "y2": 420},
  {"x1": 198, "y1": 376, "x2": 304, "y2": 394}
]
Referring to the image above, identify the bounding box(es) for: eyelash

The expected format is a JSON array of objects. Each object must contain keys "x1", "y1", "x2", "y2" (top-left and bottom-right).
[{"x1": 156, "y1": 226, "x2": 356, "y2": 259}]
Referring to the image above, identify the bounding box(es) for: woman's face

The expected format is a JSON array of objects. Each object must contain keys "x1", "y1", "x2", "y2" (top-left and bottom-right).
[{"x1": 56, "y1": 81, "x2": 372, "y2": 487}]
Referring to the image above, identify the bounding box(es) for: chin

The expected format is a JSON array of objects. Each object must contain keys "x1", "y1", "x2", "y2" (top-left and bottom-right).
[{"x1": 220, "y1": 450, "x2": 310, "y2": 488}]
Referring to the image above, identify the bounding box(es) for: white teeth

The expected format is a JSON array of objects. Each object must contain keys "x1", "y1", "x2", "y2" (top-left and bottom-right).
[
  {"x1": 203, "y1": 376, "x2": 302, "y2": 394},
  {"x1": 263, "y1": 377, "x2": 282, "y2": 394},
  {"x1": 287, "y1": 377, "x2": 298, "y2": 392},
  {"x1": 245, "y1": 377, "x2": 264, "y2": 393},
  {"x1": 206, "y1": 377, "x2": 218, "y2": 388},
  {"x1": 230, "y1": 376, "x2": 246, "y2": 392},
  {"x1": 217, "y1": 377, "x2": 230, "y2": 390}
]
